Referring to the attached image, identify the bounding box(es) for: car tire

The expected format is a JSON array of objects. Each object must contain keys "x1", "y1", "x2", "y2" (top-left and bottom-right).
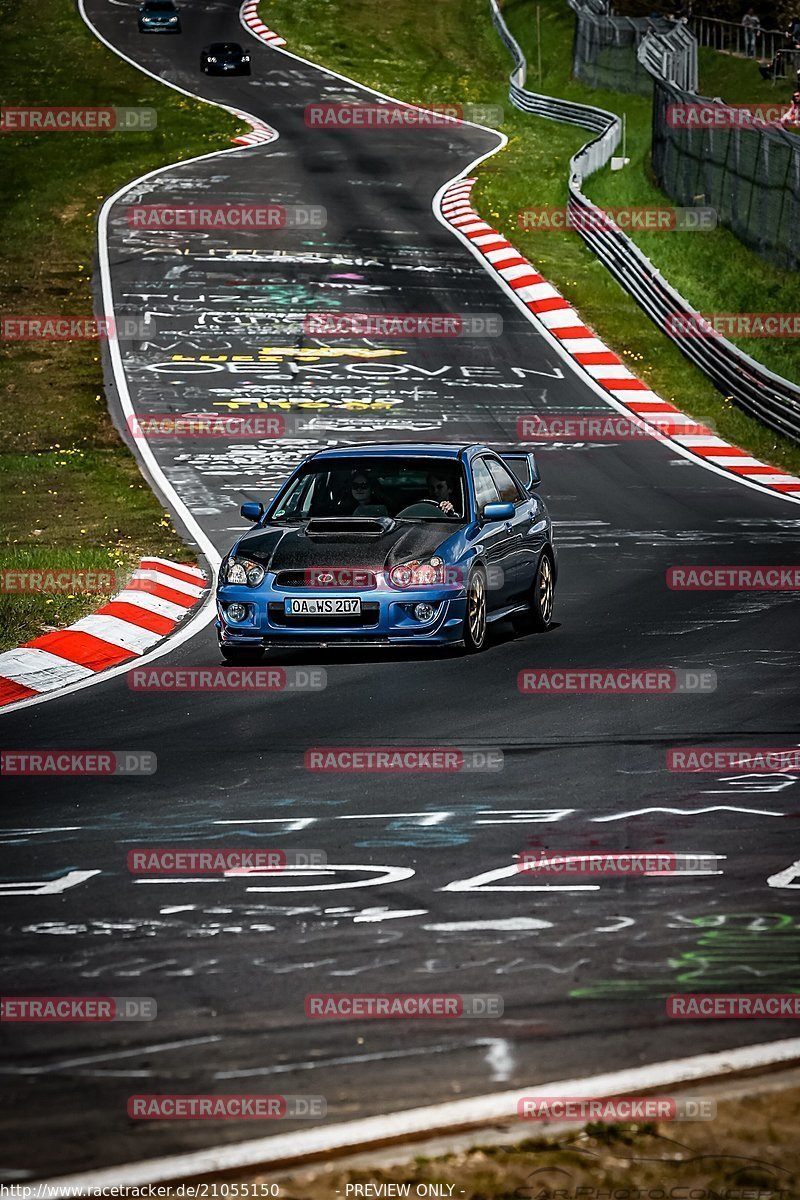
[
  {"x1": 461, "y1": 566, "x2": 488, "y2": 654},
  {"x1": 512, "y1": 551, "x2": 555, "y2": 635},
  {"x1": 219, "y1": 644, "x2": 264, "y2": 664}
]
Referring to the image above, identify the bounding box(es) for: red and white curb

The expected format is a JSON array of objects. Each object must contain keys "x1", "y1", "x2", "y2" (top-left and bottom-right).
[
  {"x1": 0, "y1": 559, "x2": 207, "y2": 709},
  {"x1": 229, "y1": 2, "x2": 283, "y2": 145},
  {"x1": 231, "y1": 112, "x2": 279, "y2": 147},
  {"x1": 240, "y1": 0, "x2": 285, "y2": 49},
  {"x1": 441, "y1": 178, "x2": 800, "y2": 498}
]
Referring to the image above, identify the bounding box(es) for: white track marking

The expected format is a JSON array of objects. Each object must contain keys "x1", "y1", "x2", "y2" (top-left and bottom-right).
[
  {"x1": 39, "y1": 1039, "x2": 800, "y2": 1190},
  {"x1": 442, "y1": 864, "x2": 599, "y2": 892},
  {"x1": 244, "y1": 864, "x2": 415, "y2": 892},
  {"x1": 767, "y1": 858, "x2": 800, "y2": 888},
  {"x1": 592, "y1": 805, "x2": 784, "y2": 821},
  {"x1": 0, "y1": 1036, "x2": 222, "y2": 1076},
  {"x1": 424, "y1": 918, "x2": 552, "y2": 931},
  {"x1": 0, "y1": 870, "x2": 100, "y2": 897},
  {"x1": 0, "y1": 827, "x2": 81, "y2": 836}
]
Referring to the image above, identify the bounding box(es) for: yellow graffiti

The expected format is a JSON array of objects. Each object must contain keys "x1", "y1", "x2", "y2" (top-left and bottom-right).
[{"x1": 171, "y1": 347, "x2": 405, "y2": 364}]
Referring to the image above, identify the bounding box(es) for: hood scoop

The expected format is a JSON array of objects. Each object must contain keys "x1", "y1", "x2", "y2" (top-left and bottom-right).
[{"x1": 304, "y1": 517, "x2": 396, "y2": 538}]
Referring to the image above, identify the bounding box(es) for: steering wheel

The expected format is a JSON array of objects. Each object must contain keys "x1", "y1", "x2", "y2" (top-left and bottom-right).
[{"x1": 396, "y1": 499, "x2": 461, "y2": 519}]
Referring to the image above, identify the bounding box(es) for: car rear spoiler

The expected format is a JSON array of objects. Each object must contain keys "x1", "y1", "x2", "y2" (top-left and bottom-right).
[{"x1": 501, "y1": 451, "x2": 541, "y2": 491}]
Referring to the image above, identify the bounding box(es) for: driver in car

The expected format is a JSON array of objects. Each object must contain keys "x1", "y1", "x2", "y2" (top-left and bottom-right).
[{"x1": 426, "y1": 470, "x2": 460, "y2": 516}]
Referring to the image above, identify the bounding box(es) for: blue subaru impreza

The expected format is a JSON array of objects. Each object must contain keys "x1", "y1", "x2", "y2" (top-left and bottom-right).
[{"x1": 216, "y1": 443, "x2": 557, "y2": 659}]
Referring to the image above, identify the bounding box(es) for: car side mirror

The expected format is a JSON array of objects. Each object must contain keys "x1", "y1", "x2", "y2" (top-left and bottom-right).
[
  {"x1": 240, "y1": 502, "x2": 264, "y2": 523},
  {"x1": 482, "y1": 502, "x2": 515, "y2": 522}
]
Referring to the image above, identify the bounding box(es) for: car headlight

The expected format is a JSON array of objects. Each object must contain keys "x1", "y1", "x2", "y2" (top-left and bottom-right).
[
  {"x1": 207, "y1": 55, "x2": 217, "y2": 62},
  {"x1": 388, "y1": 556, "x2": 447, "y2": 588},
  {"x1": 169, "y1": 14, "x2": 178, "y2": 21},
  {"x1": 223, "y1": 557, "x2": 265, "y2": 587},
  {"x1": 243, "y1": 54, "x2": 250, "y2": 60}
]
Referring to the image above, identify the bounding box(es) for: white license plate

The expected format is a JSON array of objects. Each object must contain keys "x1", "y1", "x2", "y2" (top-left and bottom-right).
[{"x1": 285, "y1": 597, "x2": 361, "y2": 616}]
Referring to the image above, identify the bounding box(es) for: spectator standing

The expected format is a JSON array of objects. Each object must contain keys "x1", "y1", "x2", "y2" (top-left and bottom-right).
[
  {"x1": 742, "y1": 7, "x2": 760, "y2": 57},
  {"x1": 780, "y1": 72, "x2": 800, "y2": 126}
]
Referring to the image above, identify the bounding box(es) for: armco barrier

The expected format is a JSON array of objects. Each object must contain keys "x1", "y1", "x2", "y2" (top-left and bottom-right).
[{"x1": 489, "y1": 0, "x2": 800, "y2": 443}]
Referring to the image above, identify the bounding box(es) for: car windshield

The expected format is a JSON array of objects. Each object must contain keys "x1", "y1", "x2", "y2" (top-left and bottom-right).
[
  {"x1": 269, "y1": 457, "x2": 468, "y2": 523},
  {"x1": 211, "y1": 43, "x2": 242, "y2": 52}
]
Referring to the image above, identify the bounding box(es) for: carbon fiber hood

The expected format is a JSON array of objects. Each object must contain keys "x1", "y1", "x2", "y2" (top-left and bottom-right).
[{"x1": 235, "y1": 520, "x2": 455, "y2": 570}]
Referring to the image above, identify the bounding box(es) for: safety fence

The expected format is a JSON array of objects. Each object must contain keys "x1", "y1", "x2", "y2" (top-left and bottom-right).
[
  {"x1": 649, "y1": 75, "x2": 800, "y2": 272},
  {"x1": 567, "y1": 0, "x2": 697, "y2": 94},
  {"x1": 487, "y1": 0, "x2": 800, "y2": 442}
]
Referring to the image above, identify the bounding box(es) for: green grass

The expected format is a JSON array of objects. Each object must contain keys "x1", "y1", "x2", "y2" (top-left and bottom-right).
[
  {"x1": 258, "y1": 0, "x2": 800, "y2": 477},
  {"x1": 0, "y1": 0, "x2": 244, "y2": 650}
]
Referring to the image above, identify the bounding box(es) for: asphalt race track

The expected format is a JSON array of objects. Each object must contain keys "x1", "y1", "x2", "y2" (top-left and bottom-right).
[{"x1": 1, "y1": 0, "x2": 800, "y2": 1180}]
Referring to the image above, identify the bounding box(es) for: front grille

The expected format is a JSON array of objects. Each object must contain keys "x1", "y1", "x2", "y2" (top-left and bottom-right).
[
  {"x1": 273, "y1": 570, "x2": 377, "y2": 590},
  {"x1": 268, "y1": 602, "x2": 380, "y2": 629}
]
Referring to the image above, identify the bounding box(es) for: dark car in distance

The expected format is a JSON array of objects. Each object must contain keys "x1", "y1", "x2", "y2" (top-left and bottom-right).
[
  {"x1": 201, "y1": 43, "x2": 251, "y2": 75},
  {"x1": 138, "y1": 0, "x2": 181, "y2": 33}
]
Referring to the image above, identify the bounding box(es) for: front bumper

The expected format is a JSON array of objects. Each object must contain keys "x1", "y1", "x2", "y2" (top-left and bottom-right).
[
  {"x1": 216, "y1": 578, "x2": 467, "y2": 647},
  {"x1": 139, "y1": 22, "x2": 181, "y2": 31},
  {"x1": 202, "y1": 62, "x2": 249, "y2": 73}
]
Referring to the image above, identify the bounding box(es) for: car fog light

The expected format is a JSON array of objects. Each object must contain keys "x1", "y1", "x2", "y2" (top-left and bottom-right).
[
  {"x1": 413, "y1": 602, "x2": 436, "y2": 622},
  {"x1": 226, "y1": 603, "x2": 249, "y2": 622}
]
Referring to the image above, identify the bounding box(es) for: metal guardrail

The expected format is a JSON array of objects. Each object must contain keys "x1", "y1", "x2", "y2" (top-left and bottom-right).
[
  {"x1": 488, "y1": 0, "x2": 800, "y2": 443},
  {"x1": 637, "y1": 21, "x2": 698, "y2": 92}
]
